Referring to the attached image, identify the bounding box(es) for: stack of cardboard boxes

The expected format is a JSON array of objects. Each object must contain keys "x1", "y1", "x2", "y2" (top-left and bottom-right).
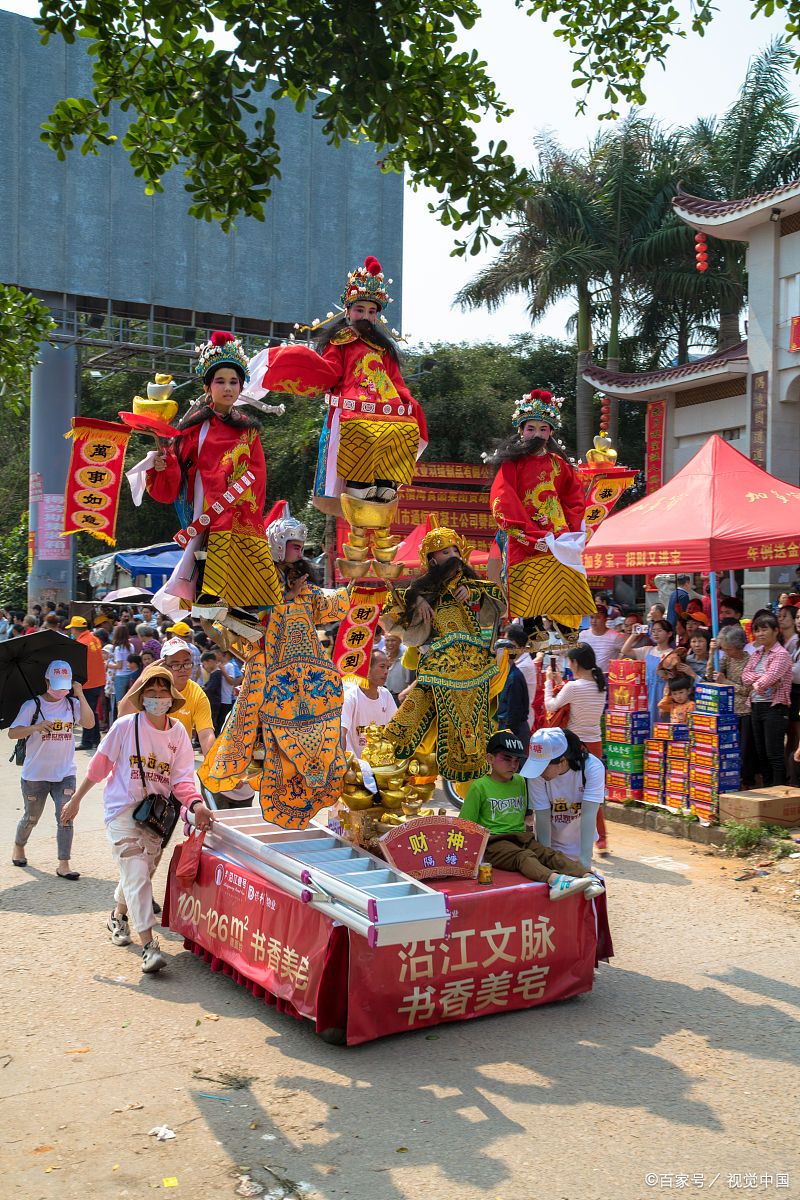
[
  {"x1": 603, "y1": 661, "x2": 650, "y2": 803},
  {"x1": 688, "y1": 683, "x2": 740, "y2": 822}
]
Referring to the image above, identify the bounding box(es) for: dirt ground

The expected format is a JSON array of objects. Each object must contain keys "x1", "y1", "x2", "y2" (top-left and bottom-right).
[{"x1": 1, "y1": 761, "x2": 799, "y2": 1200}]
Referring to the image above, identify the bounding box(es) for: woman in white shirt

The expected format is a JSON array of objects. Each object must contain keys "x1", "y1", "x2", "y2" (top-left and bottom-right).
[
  {"x1": 544, "y1": 641, "x2": 609, "y2": 851},
  {"x1": 527, "y1": 728, "x2": 605, "y2": 868},
  {"x1": 340, "y1": 650, "x2": 397, "y2": 758},
  {"x1": 9, "y1": 659, "x2": 95, "y2": 879}
]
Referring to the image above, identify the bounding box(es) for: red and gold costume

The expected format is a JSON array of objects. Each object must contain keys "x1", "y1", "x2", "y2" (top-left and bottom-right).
[
  {"x1": 141, "y1": 333, "x2": 281, "y2": 614},
  {"x1": 248, "y1": 259, "x2": 427, "y2": 506},
  {"x1": 490, "y1": 391, "x2": 596, "y2": 628}
]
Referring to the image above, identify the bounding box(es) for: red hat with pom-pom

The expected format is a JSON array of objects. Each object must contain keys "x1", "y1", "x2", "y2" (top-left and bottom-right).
[
  {"x1": 339, "y1": 256, "x2": 391, "y2": 310},
  {"x1": 194, "y1": 330, "x2": 250, "y2": 382}
]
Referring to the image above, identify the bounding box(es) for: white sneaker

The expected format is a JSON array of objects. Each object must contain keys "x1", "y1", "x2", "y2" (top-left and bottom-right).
[
  {"x1": 584, "y1": 878, "x2": 606, "y2": 900},
  {"x1": 141, "y1": 936, "x2": 168, "y2": 974},
  {"x1": 107, "y1": 910, "x2": 132, "y2": 946},
  {"x1": 549, "y1": 874, "x2": 595, "y2": 902}
]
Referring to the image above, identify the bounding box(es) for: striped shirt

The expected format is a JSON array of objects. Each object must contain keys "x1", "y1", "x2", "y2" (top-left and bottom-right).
[{"x1": 742, "y1": 643, "x2": 792, "y2": 708}]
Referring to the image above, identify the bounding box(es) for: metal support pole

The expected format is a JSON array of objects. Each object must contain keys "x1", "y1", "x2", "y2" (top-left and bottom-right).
[
  {"x1": 28, "y1": 337, "x2": 77, "y2": 607},
  {"x1": 709, "y1": 570, "x2": 720, "y2": 674}
]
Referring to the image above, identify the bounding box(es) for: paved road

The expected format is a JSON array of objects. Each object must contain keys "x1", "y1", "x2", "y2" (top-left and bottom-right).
[{"x1": 1, "y1": 759, "x2": 798, "y2": 1200}]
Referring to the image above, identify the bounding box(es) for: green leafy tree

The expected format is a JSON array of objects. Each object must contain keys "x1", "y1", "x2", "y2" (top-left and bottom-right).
[
  {"x1": 517, "y1": 0, "x2": 800, "y2": 117},
  {"x1": 0, "y1": 511, "x2": 30, "y2": 611},
  {"x1": 0, "y1": 286, "x2": 55, "y2": 408},
  {"x1": 36, "y1": 0, "x2": 526, "y2": 255},
  {"x1": 456, "y1": 138, "x2": 605, "y2": 455}
]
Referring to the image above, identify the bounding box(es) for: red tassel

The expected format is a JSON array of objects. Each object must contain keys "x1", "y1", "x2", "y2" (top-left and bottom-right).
[
  {"x1": 210, "y1": 330, "x2": 234, "y2": 347},
  {"x1": 364, "y1": 256, "x2": 382, "y2": 276}
]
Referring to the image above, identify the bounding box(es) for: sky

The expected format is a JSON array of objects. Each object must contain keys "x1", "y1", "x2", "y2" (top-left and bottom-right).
[{"x1": 3, "y1": 0, "x2": 799, "y2": 347}]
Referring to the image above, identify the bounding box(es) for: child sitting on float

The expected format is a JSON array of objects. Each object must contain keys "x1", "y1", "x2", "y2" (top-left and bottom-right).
[{"x1": 460, "y1": 729, "x2": 604, "y2": 901}]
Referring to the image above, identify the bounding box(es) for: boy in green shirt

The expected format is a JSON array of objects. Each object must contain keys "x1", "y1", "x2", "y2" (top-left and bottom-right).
[{"x1": 461, "y1": 730, "x2": 604, "y2": 901}]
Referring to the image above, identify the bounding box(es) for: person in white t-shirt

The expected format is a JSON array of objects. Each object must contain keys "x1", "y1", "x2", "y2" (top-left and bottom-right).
[
  {"x1": 61, "y1": 664, "x2": 214, "y2": 975},
  {"x1": 580, "y1": 605, "x2": 624, "y2": 673},
  {"x1": 10, "y1": 660, "x2": 95, "y2": 880},
  {"x1": 340, "y1": 650, "x2": 398, "y2": 758},
  {"x1": 526, "y1": 728, "x2": 605, "y2": 868}
]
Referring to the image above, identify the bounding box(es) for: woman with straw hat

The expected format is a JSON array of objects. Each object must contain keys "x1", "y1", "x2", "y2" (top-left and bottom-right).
[{"x1": 61, "y1": 664, "x2": 214, "y2": 974}]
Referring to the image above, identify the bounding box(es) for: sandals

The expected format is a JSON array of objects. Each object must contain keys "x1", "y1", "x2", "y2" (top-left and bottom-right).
[{"x1": 56, "y1": 870, "x2": 81, "y2": 881}]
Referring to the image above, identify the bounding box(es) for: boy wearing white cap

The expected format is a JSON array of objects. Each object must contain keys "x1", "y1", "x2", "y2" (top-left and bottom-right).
[
  {"x1": 460, "y1": 729, "x2": 604, "y2": 901},
  {"x1": 9, "y1": 660, "x2": 95, "y2": 879}
]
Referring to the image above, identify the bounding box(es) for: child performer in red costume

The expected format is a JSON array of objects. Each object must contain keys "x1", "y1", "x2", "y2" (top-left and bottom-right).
[
  {"x1": 144, "y1": 332, "x2": 281, "y2": 622},
  {"x1": 245, "y1": 257, "x2": 427, "y2": 512},
  {"x1": 489, "y1": 389, "x2": 596, "y2": 633}
]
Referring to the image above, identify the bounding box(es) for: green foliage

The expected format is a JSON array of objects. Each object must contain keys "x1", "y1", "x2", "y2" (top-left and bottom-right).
[
  {"x1": 0, "y1": 286, "x2": 56, "y2": 408},
  {"x1": 518, "y1": 0, "x2": 800, "y2": 117},
  {"x1": 0, "y1": 511, "x2": 30, "y2": 610},
  {"x1": 406, "y1": 335, "x2": 579, "y2": 459},
  {"x1": 36, "y1": 0, "x2": 527, "y2": 256},
  {"x1": 722, "y1": 819, "x2": 788, "y2": 856}
]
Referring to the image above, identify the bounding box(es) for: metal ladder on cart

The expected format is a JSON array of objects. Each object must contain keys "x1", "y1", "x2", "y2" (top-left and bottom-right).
[{"x1": 188, "y1": 806, "x2": 451, "y2": 947}]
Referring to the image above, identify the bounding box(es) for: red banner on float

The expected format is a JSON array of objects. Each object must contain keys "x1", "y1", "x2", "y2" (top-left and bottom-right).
[
  {"x1": 61, "y1": 417, "x2": 132, "y2": 545},
  {"x1": 346, "y1": 873, "x2": 600, "y2": 1044},
  {"x1": 332, "y1": 583, "x2": 387, "y2": 684},
  {"x1": 167, "y1": 850, "x2": 331, "y2": 1018}
]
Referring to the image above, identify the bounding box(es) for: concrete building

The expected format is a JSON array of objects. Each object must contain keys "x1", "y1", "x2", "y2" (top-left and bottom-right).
[{"x1": 584, "y1": 179, "x2": 800, "y2": 607}]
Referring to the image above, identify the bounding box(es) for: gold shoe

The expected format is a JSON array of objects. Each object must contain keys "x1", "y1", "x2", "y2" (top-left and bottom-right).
[{"x1": 341, "y1": 494, "x2": 399, "y2": 530}]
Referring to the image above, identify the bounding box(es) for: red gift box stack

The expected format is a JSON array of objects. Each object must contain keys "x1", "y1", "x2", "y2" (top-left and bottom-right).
[{"x1": 603, "y1": 660, "x2": 649, "y2": 803}]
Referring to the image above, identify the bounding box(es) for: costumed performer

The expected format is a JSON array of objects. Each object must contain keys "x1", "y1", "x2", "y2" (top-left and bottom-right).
[
  {"x1": 137, "y1": 331, "x2": 281, "y2": 625},
  {"x1": 198, "y1": 507, "x2": 352, "y2": 828},
  {"x1": 488, "y1": 388, "x2": 596, "y2": 633},
  {"x1": 245, "y1": 257, "x2": 428, "y2": 510},
  {"x1": 380, "y1": 523, "x2": 505, "y2": 782}
]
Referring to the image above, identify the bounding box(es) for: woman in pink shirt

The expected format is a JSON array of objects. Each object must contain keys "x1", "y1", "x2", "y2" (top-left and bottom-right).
[
  {"x1": 61, "y1": 664, "x2": 214, "y2": 974},
  {"x1": 742, "y1": 614, "x2": 793, "y2": 787}
]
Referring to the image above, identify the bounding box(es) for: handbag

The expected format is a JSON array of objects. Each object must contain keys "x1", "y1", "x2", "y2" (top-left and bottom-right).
[
  {"x1": 176, "y1": 830, "x2": 206, "y2": 886},
  {"x1": 131, "y1": 714, "x2": 180, "y2": 847},
  {"x1": 544, "y1": 682, "x2": 570, "y2": 729},
  {"x1": 9, "y1": 698, "x2": 43, "y2": 766}
]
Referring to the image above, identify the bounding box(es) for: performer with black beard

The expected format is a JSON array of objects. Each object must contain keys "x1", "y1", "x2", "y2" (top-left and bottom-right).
[
  {"x1": 380, "y1": 523, "x2": 505, "y2": 782},
  {"x1": 488, "y1": 388, "x2": 595, "y2": 633},
  {"x1": 245, "y1": 257, "x2": 428, "y2": 512},
  {"x1": 143, "y1": 331, "x2": 281, "y2": 621}
]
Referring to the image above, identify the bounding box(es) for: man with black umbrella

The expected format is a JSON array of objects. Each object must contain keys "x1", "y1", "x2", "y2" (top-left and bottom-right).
[{"x1": 9, "y1": 660, "x2": 95, "y2": 880}]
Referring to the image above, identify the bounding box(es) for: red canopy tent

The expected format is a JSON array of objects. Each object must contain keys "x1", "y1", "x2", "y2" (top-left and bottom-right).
[{"x1": 583, "y1": 435, "x2": 800, "y2": 575}]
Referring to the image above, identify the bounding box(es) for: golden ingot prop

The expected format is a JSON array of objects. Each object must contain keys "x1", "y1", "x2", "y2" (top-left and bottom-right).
[
  {"x1": 585, "y1": 431, "x2": 618, "y2": 466},
  {"x1": 337, "y1": 493, "x2": 405, "y2": 581},
  {"x1": 339, "y1": 725, "x2": 440, "y2": 829}
]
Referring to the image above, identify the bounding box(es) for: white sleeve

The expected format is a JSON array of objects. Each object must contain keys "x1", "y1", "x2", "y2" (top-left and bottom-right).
[
  {"x1": 340, "y1": 687, "x2": 357, "y2": 736},
  {"x1": 581, "y1": 754, "x2": 605, "y2": 806},
  {"x1": 11, "y1": 699, "x2": 35, "y2": 728},
  {"x1": 97, "y1": 716, "x2": 129, "y2": 761},
  {"x1": 526, "y1": 777, "x2": 550, "y2": 812},
  {"x1": 381, "y1": 688, "x2": 398, "y2": 720}
]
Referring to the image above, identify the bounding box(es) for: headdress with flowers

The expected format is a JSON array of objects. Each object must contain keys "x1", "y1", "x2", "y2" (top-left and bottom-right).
[
  {"x1": 195, "y1": 331, "x2": 250, "y2": 383},
  {"x1": 512, "y1": 388, "x2": 563, "y2": 430},
  {"x1": 340, "y1": 256, "x2": 391, "y2": 311},
  {"x1": 418, "y1": 515, "x2": 471, "y2": 568}
]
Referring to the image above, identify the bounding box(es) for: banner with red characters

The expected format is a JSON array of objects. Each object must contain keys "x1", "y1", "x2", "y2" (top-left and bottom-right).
[{"x1": 61, "y1": 417, "x2": 132, "y2": 545}]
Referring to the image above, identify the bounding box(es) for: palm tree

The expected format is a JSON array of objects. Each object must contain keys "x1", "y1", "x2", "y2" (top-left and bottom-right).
[
  {"x1": 680, "y1": 40, "x2": 800, "y2": 348},
  {"x1": 456, "y1": 135, "x2": 606, "y2": 454}
]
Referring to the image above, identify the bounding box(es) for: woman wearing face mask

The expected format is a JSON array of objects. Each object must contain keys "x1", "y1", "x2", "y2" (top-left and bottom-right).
[
  {"x1": 9, "y1": 660, "x2": 94, "y2": 879},
  {"x1": 60, "y1": 664, "x2": 214, "y2": 974}
]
